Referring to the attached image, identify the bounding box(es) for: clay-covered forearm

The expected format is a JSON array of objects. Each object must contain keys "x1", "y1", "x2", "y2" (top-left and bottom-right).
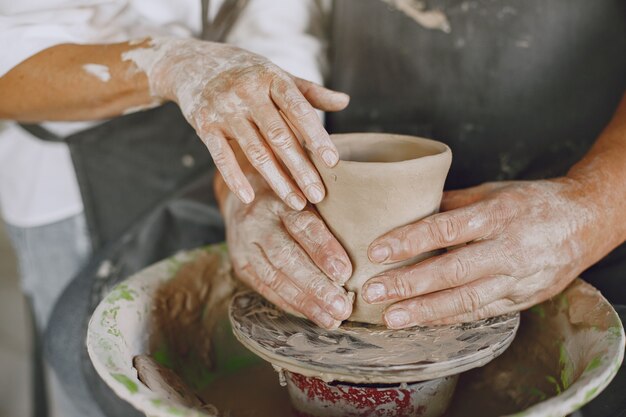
[
  {"x1": 566, "y1": 92, "x2": 626, "y2": 250},
  {"x1": 0, "y1": 41, "x2": 155, "y2": 122}
]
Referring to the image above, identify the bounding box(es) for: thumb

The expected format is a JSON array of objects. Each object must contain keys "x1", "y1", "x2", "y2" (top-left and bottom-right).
[
  {"x1": 292, "y1": 76, "x2": 350, "y2": 112},
  {"x1": 441, "y1": 182, "x2": 506, "y2": 211}
]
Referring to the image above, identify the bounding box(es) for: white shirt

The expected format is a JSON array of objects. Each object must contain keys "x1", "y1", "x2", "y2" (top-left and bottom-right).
[{"x1": 0, "y1": 0, "x2": 328, "y2": 227}]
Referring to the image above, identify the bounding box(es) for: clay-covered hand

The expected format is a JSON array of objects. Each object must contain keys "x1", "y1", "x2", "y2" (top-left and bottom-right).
[
  {"x1": 223, "y1": 176, "x2": 353, "y2": 329},
  {"x1": 362, "y1": 178, "x2": 614, "y2": 328},
  {"x1": 124, "y1": 38, "x2": 349, "y2": 210}
]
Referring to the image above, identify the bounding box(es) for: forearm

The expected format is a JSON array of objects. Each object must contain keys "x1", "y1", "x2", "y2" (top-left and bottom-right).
[
  {"x1": 566, "y1": 92, "x2": 626, "y2": 255},
  {"x1": 0, "y1": 41, "x2": 154, "y2": 122}
]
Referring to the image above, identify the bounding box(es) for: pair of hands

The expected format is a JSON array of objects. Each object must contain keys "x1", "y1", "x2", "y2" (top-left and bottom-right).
[
  {"x1": 136, "y1": 38, "x2": 603, "y2": 329},
  {"x1": 224, "y1": 175, "x2": 601, "y2": 329}
]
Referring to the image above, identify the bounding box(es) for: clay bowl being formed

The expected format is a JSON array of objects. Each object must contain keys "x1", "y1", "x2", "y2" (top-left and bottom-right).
[
  {"x1": 310, "y1": 133, "x2": 452, "y2": 324},
  {"x1": 87, "y1": 244, "x2": 625, "y2": 417}
]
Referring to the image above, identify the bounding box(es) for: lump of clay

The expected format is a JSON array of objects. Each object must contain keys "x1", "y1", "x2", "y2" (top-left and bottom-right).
[{"x1": 311, "y1": 133, "x2": 452, "y2": 324}]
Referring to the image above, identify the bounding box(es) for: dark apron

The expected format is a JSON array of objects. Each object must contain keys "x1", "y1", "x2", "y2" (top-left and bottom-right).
[
  {"x1": 36, "y1": 0, "x2": 625, "y2": 415},
  {"x1": 328, "y1": 0, "x2": 626, "y2": 304},
  {"x1": 22, "y1": 104, "x2": 214, "y2": 249},
  {"x1": 20, "y1": 0, "x2": 249, "y2": 251},
  {"x1": 31, "y1": 1, "x2": 248, "y2": 416}
]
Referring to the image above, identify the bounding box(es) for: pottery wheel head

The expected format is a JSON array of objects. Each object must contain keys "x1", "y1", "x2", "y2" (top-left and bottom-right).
[{"x1": 229, "y1": 291, "x2": 520, "y2": 384}]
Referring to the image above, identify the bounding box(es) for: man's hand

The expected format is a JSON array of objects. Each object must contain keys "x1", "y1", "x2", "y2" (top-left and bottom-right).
[
  {"x1": 362, "y1": 178, "x2": 618, "y2": 328},
  {"x1": 222, "y1": 174, "x2": 353, "y2": 329},
  {"x1": 126, "y1": 38, "x2": 350, "y2": 210}
]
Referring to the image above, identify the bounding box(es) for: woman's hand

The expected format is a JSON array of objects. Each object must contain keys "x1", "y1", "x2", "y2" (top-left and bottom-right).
[
  {"x1": 222, "y1": 174, "x2": 353, "y2": 329},
  {"x1": 124, "y1": 38, "x2": 349, "y2": 210},
  {"x1": 362, "y1": 178, "x2": 617, "y2": 328}
]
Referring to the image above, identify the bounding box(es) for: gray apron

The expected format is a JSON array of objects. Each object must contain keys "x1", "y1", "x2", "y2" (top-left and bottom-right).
[
  {"x1": 328, "y1": 0, "x2": 626, "y2": 304},
  {"x1": 20, "y1": 0, "x2": 249, "y2": 251},
  {"x1": 32, "y1": 2, "x2": 249, "y2": 416},
  {"x1": 327, "y1": 2, "x2": 626, "y2": 414},
  {"x1": 39, "y1": 1, "x2": 626, "y2": 415}
]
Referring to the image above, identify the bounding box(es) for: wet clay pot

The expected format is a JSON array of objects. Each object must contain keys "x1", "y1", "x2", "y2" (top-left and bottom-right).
[
  {"x1": 311, "y1": 133, "x2": 452, "y2": 324},
  {"x1": 285, "y1": 371, "x2": 458, "y2": 417}
]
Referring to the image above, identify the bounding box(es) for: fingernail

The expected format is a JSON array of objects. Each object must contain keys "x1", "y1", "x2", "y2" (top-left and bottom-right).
[
  {"x1": 321, "y1": 149, "x2": 339, "y2": 166},
  {"x1": 306, "y1": 184, "x2": 325, "y2": 204},
  {"x1": 286, "y1": 193, "x2": 306, "y2": 210},
  {"x1": 329, "y1": 295, "x2": 348, "y2": 318},
  {"x1": 332, "y1": 91, "x2": 350, "y2": 103},
  {"x1": 327, "y1": 256, "x2": 350, "y2": 282},
  {"x1": 370, "y1": 244, "x2": 390, "y2": 263},
  {"x1": 386, "y1": 309, "x2": 410, "y2": 328},
  {"x1": 364, "y1": 282, "x2": 387, "y2": 303},
  {"x1": 239, "y1": 188, "x2": 254, "y2": 204}
]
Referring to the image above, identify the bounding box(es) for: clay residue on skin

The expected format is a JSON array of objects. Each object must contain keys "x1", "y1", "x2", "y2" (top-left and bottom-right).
[
  {"x1": 382, "y1": 0, "x2": 451, "y2": 33},
  {"x1": 122, "y1": 99, "x2": 162, "y2": 115},
  {"x1": 229, "y1": 291, "x2": 519, "y2": 384},
  {"x1": 121, "y1": 38, "x2": 255, "y2": 119},
  {"x1": 82, "y1": 63, "x2": 111, "y2": 82}
]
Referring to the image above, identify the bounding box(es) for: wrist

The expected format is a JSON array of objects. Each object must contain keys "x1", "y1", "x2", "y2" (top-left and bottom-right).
[
  {"x1": 121, "y1": 37, "x2": 199, "y2": 101},
  {"x1": 564, "y1": 155, "x2": 626, "y2": 256}
]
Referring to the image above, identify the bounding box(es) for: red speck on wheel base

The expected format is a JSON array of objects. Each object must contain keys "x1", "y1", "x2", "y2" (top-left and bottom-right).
[{"x1": 289, "y1": 372, "x2": 426, "y2": 417}]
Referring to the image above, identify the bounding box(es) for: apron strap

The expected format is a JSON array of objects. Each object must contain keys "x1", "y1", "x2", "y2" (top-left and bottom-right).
[
  {"x1": 20, "y1": 0, "x2": 250, "y2": 143},
  {"x1": 202, "y1": 0, "x2": 251, "y2": 42},
  {"x1": 18, "y1": 123, "x2": 64, "y2": 142}
]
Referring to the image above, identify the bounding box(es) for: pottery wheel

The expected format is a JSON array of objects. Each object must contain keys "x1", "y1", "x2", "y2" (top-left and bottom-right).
[{"x1": 229, "y1": 291, "x2": 520, "y2": 384}]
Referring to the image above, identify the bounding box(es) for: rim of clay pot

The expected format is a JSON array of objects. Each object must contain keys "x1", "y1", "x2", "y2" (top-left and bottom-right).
[{"x1": 329, "y1": 133, "x2": 451, "y2": 168}]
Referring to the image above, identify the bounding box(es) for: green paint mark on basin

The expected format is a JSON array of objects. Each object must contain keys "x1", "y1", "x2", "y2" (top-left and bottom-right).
[
  {"x1": 529, "y1": 305, "x2": 545, "y2": 319},
  {"x1": 166, "y1": 405, "x2": 186, "y2": 416},
  {"x1": 584, "y1": 386, "x2": 599, "y2": 401},
  {"x1": 559, "y1": 344, "x2": 574, "y2": 390},
  {"x1": 608, "y1": 326, "x2": 622, "y2": 339},
  {"x1": 584, "y1": 356, "x2": 602, "y2": 373},
  {"x1": 106, "y1": 284, "x2": 138, "y2": 304},
  {"x1": 224, "y1": 354, "x2": 262, "y2": 373},
  {"x1": 153, "y1": 343, "x2": 174, "y2": 369},
  {"x1": 111, "y1": 373, "x2": 138, "y2": 394},
  {"x1": 545, "y1": 375, "x2": 561, "y2": 395}
]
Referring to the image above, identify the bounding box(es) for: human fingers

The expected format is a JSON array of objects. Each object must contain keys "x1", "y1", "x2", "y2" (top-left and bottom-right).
[
  {"x1": 362, "y1": 241, "x2": 508, "y2": 304},
  {"x1": 238, "y1": 263, "x2": 340, "y2": 329},
  {"x1": 201, "y1": 130, "x2": 255, "y2": 204},
  {"x1": 270, "y1": 76, "x2": 339, "y2": 168},
  {"x1": 440, "y1": 182, "x2": 508, "y2": 211},
  {"x1": 420, "y1": 299, "x2": 521, "y2": 325},
  {"x1": 382, "y1": 275, "x2": 516, "y2": 329},
  {"x1": 250, "y1": 106, "x2": 326, "y2": 204},
  {"x1": 281, "y1": 209, "x2": 352, "y2": 285},
  {"x1": 368, "y1": 199, "x2": 515, "y2": 264},
  {"x1": 250, "y1": 247, "x2": 350, "y2": 328},
  {"x1": 263, "y1": 230, "x2": 352, "y2": 321},
  {"x1": 227, "y1": 118, "x2": 306, "y2": 210},
  {"x1": 291, "y1": 76, "x2": 350, "y2": 112}
]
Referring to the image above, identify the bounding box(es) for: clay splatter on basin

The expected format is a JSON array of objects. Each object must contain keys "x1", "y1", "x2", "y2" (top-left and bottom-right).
[{"x1": 87, "y1": 245, "x2": 625, "y2": 417}]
